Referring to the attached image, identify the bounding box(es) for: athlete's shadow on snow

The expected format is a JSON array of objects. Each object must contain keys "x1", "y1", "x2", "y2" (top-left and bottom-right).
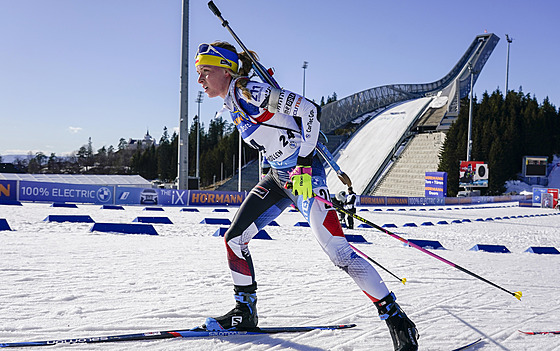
[{"x1": 442, "y1": 307, "x2": 511, "y2": 351}]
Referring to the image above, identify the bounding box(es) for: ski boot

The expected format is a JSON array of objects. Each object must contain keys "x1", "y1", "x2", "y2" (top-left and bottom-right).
[
  {"x1": 374, "y1": 292, "x2": 419, "y2": 351},
  {"x1": 205, "y1": 283, "x2": 258, "y2": 331}
]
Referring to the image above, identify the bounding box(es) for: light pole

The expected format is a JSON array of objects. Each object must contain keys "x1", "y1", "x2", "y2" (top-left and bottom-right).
[
  {"x1": 302, "y1": 61, "x2": 308, "y2": 97},
  {"x1": 238, "y1": 130, "x2": 242, "y2": 192},
  {"x1": 466, "y1": 63, "x2": 474, "y2": 163},
  {"x1": 177, "y1": 0, "x2": 189, "y2": 190},
  {"x1": 505, "y1": 34, "x2": 513, "y2": 94},
  {"x1": 195, "y1": 91, "x2": 204, "y2": 179}
]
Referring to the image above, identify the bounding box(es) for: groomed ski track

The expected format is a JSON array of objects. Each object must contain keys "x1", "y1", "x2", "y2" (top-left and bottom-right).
[{"x1": 1, "y1": 202, "x2": 559, "y2": 350}]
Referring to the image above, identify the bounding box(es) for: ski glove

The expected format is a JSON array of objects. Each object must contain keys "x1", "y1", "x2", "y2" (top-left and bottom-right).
[{"x1": 290, "y1": 166, "x2": 313, "y2": 200}]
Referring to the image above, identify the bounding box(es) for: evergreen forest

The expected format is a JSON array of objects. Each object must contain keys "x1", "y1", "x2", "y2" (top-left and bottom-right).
[{"x1": 439, "y1": 89, "x2": 560, "y2": 196}]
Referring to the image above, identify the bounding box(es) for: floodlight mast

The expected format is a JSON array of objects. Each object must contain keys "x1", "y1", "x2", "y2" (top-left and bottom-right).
[
  {"x1": 195, "y1": 91, "x2": 204, "y2": 179},
  {"x1": 178, "y1": 0, "x2": 190, "y2": 190},
  {"x1": 505, "y1": 34, "x2": 513, "y2": 94},
  {"x1": 466, "y1": 63, "x2": 474, "y2": 162},
  {"x1": 302, "y1": 61, "x2": 308, "y2": 97}
]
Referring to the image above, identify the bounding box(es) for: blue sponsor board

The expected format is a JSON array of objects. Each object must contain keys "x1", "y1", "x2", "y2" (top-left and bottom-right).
[
  {"x1": 387, "y1": 197, "x2": 409, "y2": 206},
  {"x1": 158, "y1": 188, "x2": 189, "y2": 206},
  {"x1": 116, "y1": 187, "x2": 154, "y2": 205},
  {"x1": 425, "y1": 172, "x2": 447, "y2": 197},
  {"x1": 19, "y1": 181, "x2": 113, "y2": 204},
  {"x1": 532, "y1": 187, "x2": 548, "y2": 207},
  {"x1": 408, "y1": 197, "x2": 445, "y2": 206},
  {"x1": 115, "y1": 187, "x2": 190, "y2": 206},
  {"x1": 114, "y1": 188, "x2": 246, "y2": 206},
  {"x1": 0, "y1": 180, "x2": 18, "y2": 201}
]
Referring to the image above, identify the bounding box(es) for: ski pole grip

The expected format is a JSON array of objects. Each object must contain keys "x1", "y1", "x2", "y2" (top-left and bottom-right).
[{"x1": 208, "y1": 1, "x2": 221, "y2": 17}]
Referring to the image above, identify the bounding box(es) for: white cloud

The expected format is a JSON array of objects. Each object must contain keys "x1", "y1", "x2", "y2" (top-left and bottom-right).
[{"x1": 68, "y1": 126, "x2": 83, "y2": 134}]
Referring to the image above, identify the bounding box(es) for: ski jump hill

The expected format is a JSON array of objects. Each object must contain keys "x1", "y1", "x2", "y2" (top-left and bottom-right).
[{"x1": 322, "y1": 33, "x2": 500, "y2": 196}]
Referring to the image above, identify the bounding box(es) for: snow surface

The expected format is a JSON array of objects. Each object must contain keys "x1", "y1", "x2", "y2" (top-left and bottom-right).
[{"x1": 1, "y1": 202, "x2": 560, "y2": 350}]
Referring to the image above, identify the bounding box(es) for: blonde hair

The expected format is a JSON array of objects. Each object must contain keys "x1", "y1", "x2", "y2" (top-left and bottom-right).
[{"x1": 211, "y1": 41, "x2": 258, "y2": 100}]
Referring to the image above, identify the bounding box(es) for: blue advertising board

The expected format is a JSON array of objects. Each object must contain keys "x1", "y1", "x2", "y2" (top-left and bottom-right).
[
  {"x1": 19, "y1": 181, "x2": 113, "y2": 204},
  {"x1": 408, "y1": 197, "x2": 445, "y2": 206},
  {"x1": 0, "y1": 180, "x2": 18, "y2": 202},
  {"x1": 116, "y1": 187, "x2": 154, "y2": 205},
  {"x1": 387, "y1": 197, "x2": 409, "y2": 206},
  {"x1": 115, "y1": 187, "x2": 190, "y2": 206},
  {"x1": 532, "y1": 187, "x2": 548, "y2": 207},
  {"x1": 425, "y1": 172, "x2": 447, "y2": 197},
  {"x1": 158, "y1": 188, "x2": 190, "y2": 206}
]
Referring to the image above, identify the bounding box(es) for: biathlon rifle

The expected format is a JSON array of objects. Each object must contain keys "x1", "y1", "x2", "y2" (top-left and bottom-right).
[{"x1": 207, "y1": 1, "x2": 352, "y2": 187}]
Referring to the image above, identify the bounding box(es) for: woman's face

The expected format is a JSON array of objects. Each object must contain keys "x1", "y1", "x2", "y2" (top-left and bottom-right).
[{"x1": 196, "y1": 65, "x2": 231, "y2": 99}]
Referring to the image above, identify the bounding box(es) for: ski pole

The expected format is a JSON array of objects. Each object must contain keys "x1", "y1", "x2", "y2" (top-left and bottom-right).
[
  {"x1": 314, "y1": 195, "x2": 523, "y2": 301},
  {"x1": 207, "y1": 1, "x2": 279, "y2": 89},
  {"x1": 349, "y1": 243, "x2": 406, "y2": 285},
  {"x1": 315, "y1": 142, "x2": 352, "y2": 187}
]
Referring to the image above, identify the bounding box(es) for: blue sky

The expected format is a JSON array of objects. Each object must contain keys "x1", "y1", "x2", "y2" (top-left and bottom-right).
[{"x1": 1, "y1": 0, "x2": 559, "y2": 157}]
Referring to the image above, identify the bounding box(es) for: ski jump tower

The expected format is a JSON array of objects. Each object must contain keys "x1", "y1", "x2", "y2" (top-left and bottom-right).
[
  {"x1": 319, "y1": 33, "x2": 500, "y2": 134},
  {"x1": 321, "y1": 33, "x2": 500, "y2": 196}
]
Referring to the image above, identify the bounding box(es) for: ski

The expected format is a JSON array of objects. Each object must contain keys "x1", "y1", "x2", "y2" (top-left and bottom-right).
[
  {"x1": 451, "y1": 338, "x2": 482, "y2": 351},
  {"x1": 0, "y1": 324, "x2": 356, "y2": 348},
  {"x1": 519, "y1": 330, "x2": 560, "y2": 335}
]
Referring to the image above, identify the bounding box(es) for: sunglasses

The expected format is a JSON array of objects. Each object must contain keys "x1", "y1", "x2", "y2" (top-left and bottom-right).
[{"x1": 195, "y1": 43, "x2": 238, "y2": 63}]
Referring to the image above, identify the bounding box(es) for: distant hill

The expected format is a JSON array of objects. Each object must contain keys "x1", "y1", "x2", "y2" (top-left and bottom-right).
[{"x1": 0, "y1": 155, "x2": 29, "y2": 163}]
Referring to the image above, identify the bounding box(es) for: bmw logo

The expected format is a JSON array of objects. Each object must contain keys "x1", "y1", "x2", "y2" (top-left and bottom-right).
[{"x1": 97, "y1": 187, "x2": 112, "y2": 202}]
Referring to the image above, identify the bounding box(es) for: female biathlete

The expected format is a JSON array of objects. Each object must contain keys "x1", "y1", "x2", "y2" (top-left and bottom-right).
[{"x1": 195, "y1": 41, "x2": 419, "y2": 351}]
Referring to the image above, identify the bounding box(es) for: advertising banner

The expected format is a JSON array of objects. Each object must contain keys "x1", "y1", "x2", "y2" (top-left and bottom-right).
[
  {"x1": 357, "y1": 196, "x2": 386, "y2": 206},
  {"x1": 547, "y1": 188, "x2": 559, "y2": 208},
  {"x1": 19, "y1": 181, "x2": 113, "y2": 204},
  {"x1": 115, "y1": 187, "x2": 190, "y2": 206},
  {"x1": 541, "y1": 193, "x2": 554, "y2": 208},
  {"x1": 425, "y1": 172, "x2": 447, "y2": 197},
  {"x1": 115, "y1": 187, "x2": 152, "y2": 205},
  {"x1": 532, "y1": 187, "x2": 548, "y2": 207},
  {"x1": 459, "y1": 161, "x2": 488, "y2": 187},
  {"x1": 386, "y1": 197, "x2": 408, "y2": 206},
  {"x1": 408, "y1": 197, "x2": 445, "y2": 206},
  {"x1": 189, "y1": 190, "x2": 245, "y2": 206},
  {"x1": 158, "y1": 188, "x2": 190, "y2": 206},
  {"x1": 0, "y1": 180, "x2": 18, "y2": 202}
]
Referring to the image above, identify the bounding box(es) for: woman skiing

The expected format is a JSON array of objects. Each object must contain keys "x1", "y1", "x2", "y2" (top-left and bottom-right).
[{"x1": 195, "y1": 41, "x2": 419, "y2": 351}]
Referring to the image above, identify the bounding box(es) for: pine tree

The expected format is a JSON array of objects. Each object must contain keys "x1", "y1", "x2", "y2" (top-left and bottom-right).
[{"x1": 157, "y1": 127, "x2": 174, "y2": 182}]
